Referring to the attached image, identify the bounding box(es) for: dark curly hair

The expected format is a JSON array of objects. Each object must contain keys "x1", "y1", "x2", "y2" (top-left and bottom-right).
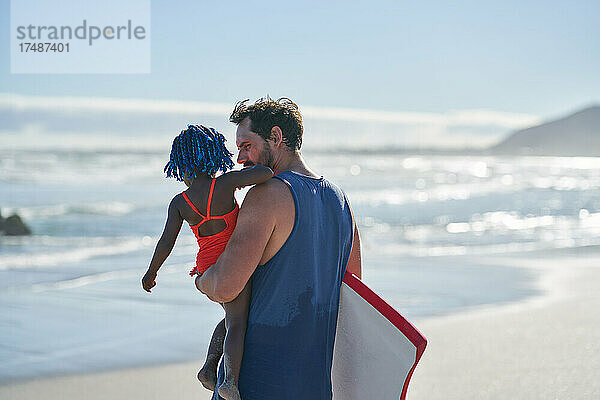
[
  {"x1": 164, "y1": 124, "x2": 234, "y2": 181},
  {"x1": 229, "y1": 96, "x2": 303, "y2": 150}
]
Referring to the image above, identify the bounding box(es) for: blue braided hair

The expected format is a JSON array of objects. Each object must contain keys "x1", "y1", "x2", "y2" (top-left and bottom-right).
[{"x1": 164, "y1": 124, "x2": 234, "y2": 181}]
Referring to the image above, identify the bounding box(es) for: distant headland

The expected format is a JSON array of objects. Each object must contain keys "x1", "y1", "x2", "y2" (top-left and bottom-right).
[{"x1": 488, "y1": 105, "x2": 600, "y2": 157}]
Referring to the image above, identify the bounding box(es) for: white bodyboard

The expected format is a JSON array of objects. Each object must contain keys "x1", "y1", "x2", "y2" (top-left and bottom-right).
[{"x1": 332, "y1": 272, "x2": 427, "y2": 400}]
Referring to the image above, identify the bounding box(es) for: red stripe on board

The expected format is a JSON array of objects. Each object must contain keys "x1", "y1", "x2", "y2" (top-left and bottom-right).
[{"x1": 342, "y1": 271, "x2": 427, "y2": 400}]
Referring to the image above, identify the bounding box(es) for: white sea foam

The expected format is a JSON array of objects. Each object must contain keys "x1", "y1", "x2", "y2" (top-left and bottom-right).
[
  {"x1": 0, "y1": 234, "x2": 199, "y2": 271},
  {"x1": 0, "y1": 238, "x2": 148, "y2": 270},
  {"x1": 2, "y1": 201, "x2": 136, "y2": 220},
  {"x1": 0, "y1": 149, "x2": 166, "y2": 184}
]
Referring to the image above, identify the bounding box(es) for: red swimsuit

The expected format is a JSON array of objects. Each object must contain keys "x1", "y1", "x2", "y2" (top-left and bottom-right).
[{"x1": 182, "y1": 178, "x2": 239, "y2": 276}]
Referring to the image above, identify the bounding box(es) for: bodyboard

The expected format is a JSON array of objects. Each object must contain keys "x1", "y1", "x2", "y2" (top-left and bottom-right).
[{"x1": 332, "y1": 271, "x2": 427, "y2": 400}]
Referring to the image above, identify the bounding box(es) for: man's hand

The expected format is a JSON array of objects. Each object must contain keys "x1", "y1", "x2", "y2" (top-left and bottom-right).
[
  {"x1": 142, "y1": 270, "x2": 157, "y2": 293},
  {"x1": 195, "y1": 275, "x2": 218, "y2": 302}
]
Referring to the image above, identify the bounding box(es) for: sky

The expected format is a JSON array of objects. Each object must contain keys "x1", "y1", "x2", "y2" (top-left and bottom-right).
[{"x1": 1, "y1": 0, "x2": 599, "y2": 121}]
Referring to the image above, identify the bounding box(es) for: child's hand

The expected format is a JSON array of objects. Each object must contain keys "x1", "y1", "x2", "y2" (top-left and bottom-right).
[{"x1": 142, "y1": 270, "x2": 157, "y2": 293}]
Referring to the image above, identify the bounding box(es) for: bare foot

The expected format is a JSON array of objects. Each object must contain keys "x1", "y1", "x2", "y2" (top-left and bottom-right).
[
  {"x1": 197, "y1": 360, "x2": 218, "y2": 391},
  {"x1": 217, "y1": 380, "x2": 241, "y2": 400}
]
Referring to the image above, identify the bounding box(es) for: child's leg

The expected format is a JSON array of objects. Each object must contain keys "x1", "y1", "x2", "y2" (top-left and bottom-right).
[
  {"x1": 217, "y1": 280, "x2": 252, "y2": 400},
  {"x1": 197, "y1": 318, "x2": 225, "y2": 390}
]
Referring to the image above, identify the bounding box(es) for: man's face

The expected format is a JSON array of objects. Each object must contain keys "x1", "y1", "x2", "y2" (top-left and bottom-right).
[{"x1": 236, "y1": 118, "x2": 274, "y2": 168}]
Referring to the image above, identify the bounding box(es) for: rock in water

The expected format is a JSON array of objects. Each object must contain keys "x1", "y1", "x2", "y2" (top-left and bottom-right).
[{"x1": 3, "y1": 214, "x2": 32, "y2": 236}]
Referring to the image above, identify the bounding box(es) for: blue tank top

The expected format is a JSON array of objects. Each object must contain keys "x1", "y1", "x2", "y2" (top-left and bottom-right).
[{"x1": 213, "y1": 171, "x2": 354, "y2": 400}]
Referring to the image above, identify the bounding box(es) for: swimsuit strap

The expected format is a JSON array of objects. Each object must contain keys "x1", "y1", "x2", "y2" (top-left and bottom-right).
[
  {"x1": 206, "y1": 178, "x2": 216, "y2": 218},
  {"x1": 183, "y1": 178, "x2": 232, "y2": 228},
  {"x1": 181, "y1": 191, "x2": 205, "y2": 218}
]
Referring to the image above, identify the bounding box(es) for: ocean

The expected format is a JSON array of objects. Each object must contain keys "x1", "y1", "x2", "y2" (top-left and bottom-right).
[{"x1": 1, "y1": 137, "x2": 600, "y2": 383}]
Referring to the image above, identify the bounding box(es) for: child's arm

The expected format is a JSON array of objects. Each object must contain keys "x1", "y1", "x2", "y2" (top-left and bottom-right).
[
  {"x1": 220, "y1": 165, "x2": 274, "y2": 189},
  {"x1": 142, "y1": 197, "x2": 184, "y2": 292}
]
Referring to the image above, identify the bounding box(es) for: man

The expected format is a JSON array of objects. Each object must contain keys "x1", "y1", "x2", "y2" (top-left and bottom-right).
[{"x1": 197, "y1": 97, "x2": 362, "y2": 400}]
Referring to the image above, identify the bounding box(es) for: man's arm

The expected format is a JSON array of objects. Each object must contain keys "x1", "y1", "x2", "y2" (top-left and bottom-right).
[
  {"x1": 346, "y1": 210, "x2": 362, "y2": 279},
  {"x1": 196, "y1": 182, "x2": 278, "y2": 303}
]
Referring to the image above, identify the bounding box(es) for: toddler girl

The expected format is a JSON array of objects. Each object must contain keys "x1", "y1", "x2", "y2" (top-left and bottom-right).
[{"x1": 141, "y1": 124, "x2": 272, "y2": 400}]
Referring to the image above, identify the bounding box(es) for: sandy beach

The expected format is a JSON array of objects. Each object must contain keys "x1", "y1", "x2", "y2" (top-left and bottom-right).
[
  {"x1": 409, "y1": 250, "x2": 600, "y2": 399},
  {"x1": 2, "y1": 249, "x2": 599, "y2": 400}
]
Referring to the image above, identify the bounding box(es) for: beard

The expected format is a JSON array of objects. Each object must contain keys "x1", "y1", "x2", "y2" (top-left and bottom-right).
[
  {"x1": 244, "y1": 142, "x2": 274, "y2": 169},
  {"x1": 260, "y1": 146, "x2": 274, "y2": 169}
]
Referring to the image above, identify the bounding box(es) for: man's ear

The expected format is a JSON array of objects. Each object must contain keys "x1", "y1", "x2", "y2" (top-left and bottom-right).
[{"x1": 270, "y1": 126, "x2": 284, "y2": 148}]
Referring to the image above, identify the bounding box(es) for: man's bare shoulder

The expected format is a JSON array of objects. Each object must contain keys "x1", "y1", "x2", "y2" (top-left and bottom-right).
[
  {"x1": 242, "y1": 176, "x2": 291, "y2": 206},
  {"x1": 240, "y1": 177, "x2": 294, "y2": 265},
  {"x1": 240, "y1": 176, "x2": 294, "y2": 237}
]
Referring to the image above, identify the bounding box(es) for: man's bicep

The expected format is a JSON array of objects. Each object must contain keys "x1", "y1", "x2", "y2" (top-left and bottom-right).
[
  {"x1": 224, "y1": 207, "x2": 274, "y2": 269},
  {"x1": 218, "y1": 186, "x2": 276, "y2": 285}
]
